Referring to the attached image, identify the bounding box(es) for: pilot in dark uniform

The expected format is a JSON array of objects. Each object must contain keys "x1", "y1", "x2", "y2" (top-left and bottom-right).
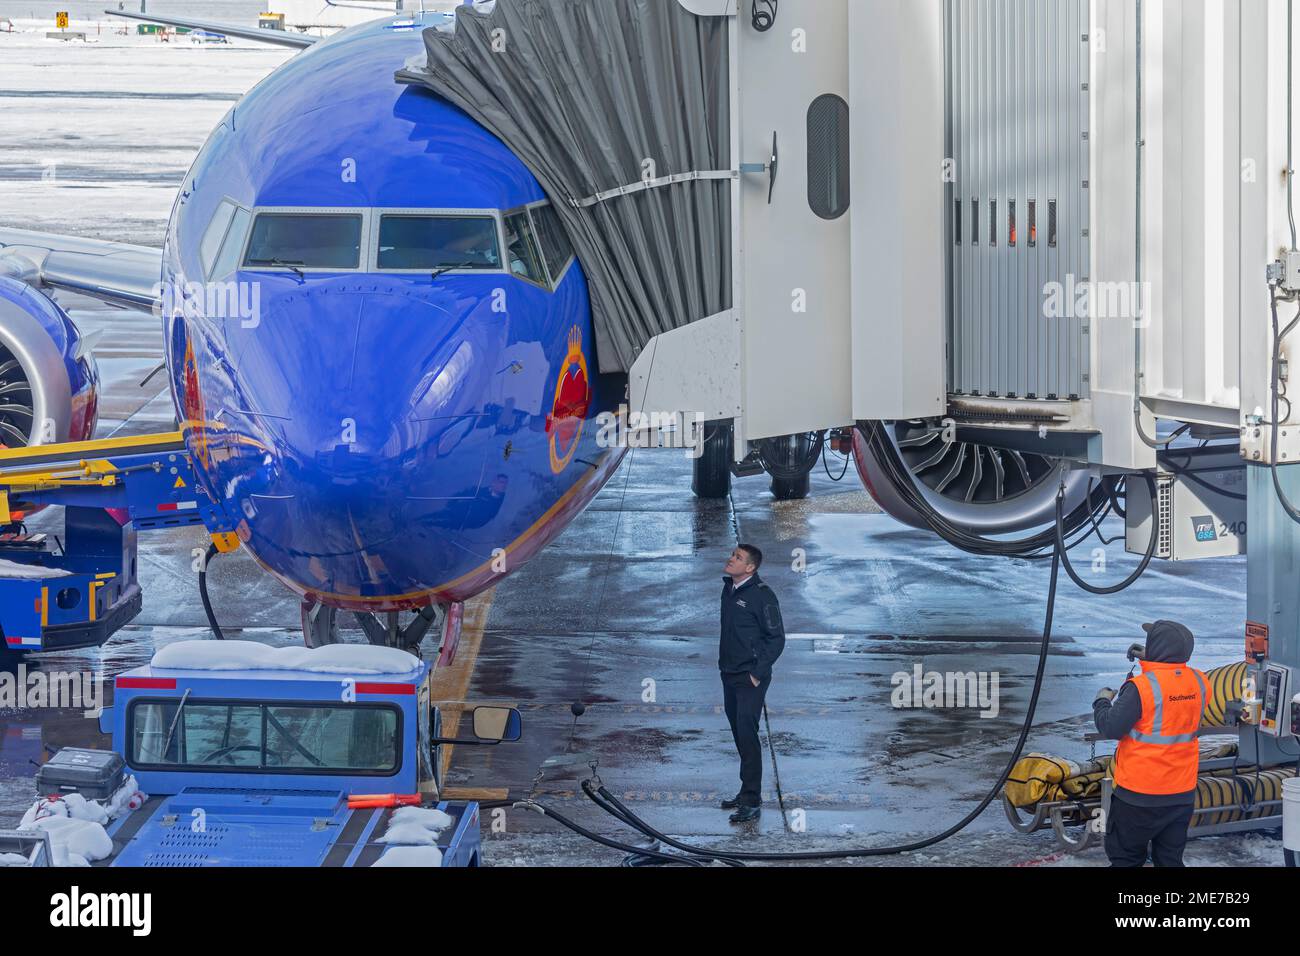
[{"x1": 718, "y1": 544, "x2": 786, "y2": 823}]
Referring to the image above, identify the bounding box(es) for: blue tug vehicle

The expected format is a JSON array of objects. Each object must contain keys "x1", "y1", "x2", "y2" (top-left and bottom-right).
[{"x1": 89, "y1": 643, "x2": 520, "y2": 867}]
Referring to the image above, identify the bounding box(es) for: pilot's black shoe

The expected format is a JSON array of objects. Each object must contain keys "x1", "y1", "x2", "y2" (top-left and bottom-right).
[
  {"x1": 729, "y1": 806, "x2": 761, "y2": 824},
  {"x1": 719, "y1": 794, "x2": 743, "y2": 810}
]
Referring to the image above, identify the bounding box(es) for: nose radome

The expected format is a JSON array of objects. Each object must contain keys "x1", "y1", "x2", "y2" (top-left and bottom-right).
[{"x1": 229, "y1": 283, "x2": 483, "y2": 454}]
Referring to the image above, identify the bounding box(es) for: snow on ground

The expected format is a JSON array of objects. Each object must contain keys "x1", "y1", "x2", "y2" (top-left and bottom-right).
[{"x1": 0, "y1": 16, "x2": 292, "y2": 244}]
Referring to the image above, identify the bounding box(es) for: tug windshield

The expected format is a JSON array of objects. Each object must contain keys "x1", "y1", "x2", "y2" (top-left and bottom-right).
[{"x1": 129, "y1": 699, "x2": 400, "y2": 774}]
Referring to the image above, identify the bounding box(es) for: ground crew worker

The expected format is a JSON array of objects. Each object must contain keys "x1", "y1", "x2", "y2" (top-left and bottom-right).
[
  {"x1": 718, "y1": 544, "x2": 785, "y2": 824},
  {"x1": 1094, "y1": 620, "x2": 1209, "y2": 867}
]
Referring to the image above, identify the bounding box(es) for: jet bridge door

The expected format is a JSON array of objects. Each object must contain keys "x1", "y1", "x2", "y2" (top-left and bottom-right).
[{"x1": 734, "y1": 0, "x2": 853, "y2": 442}]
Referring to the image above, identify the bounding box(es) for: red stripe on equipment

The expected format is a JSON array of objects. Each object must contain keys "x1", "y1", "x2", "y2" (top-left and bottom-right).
[
  {"x1": 116, "y1": 677, "x2": 177, "y2": 689},
  {"x1": 355, "y1": 682, "x2": 415, "y2": 696}
]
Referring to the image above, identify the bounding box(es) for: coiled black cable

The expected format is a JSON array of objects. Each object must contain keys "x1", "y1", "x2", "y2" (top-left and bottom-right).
[
  {"x1": 1055, "y1": 475, "x2": 1160, "y2": 595},
  {"x1": 757, "y1": 432, "x2": 826, "y2": 482},
  {"x1": 752, "y1": 0, "x2": 778, "y2": 32},
  {"x1": 513, "y1": 800, "x2": 710, "y2": 867},
  {"x1": 1268, "y1": 286, "x2": 1300, "y2": 525}
]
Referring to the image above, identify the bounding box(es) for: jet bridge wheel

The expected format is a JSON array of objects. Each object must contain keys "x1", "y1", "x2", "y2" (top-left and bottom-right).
[
  {"x1": 762, "y1": 433, "x2": 821, "y2": 502},
  {"x1": 692, "y1": 420, "x2": 733, "y2": 500},
  {"x1": 854, "y1": 421, "x2": 1091, "y2": 534}
]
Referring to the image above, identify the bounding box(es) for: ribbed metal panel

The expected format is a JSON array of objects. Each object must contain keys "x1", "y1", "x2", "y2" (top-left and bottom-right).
[{"x1": 947, "y1": 0, "x2": 1092, "y2": 402}]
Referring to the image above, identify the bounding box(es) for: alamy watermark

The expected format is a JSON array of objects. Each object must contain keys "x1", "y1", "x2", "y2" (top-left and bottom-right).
[
  {"x1": 891, "y1": 664, "x2": 1000, "y2": 719},
  {"x1": 596, "y1": 406, "x2": 706, "y2": 459},
  {"x1": 0, "y1": 665, "x2": 103, "y2": 718},
  {"x1": 153, "y1": 279, "x2": 262, "y2": 329},
  {"x1": 1043, "y1": 274, "x2": 1152, "y2": 326}
]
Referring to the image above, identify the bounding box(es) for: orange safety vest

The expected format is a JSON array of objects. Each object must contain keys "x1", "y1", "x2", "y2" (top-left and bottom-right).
[{"x1": 1114, "y1": 661, "x2": 1210, "y2": 796}]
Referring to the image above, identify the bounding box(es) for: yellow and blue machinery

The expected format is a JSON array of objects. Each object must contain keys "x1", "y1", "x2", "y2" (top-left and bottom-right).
[{"x1": 0, "y1": 433, "x2": 234, "y2": 655}]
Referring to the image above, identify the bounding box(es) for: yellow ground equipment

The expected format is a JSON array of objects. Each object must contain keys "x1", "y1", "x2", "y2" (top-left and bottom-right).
[{"x1": 1003, "y1": 662, "x2": 1295, "y2": 854}]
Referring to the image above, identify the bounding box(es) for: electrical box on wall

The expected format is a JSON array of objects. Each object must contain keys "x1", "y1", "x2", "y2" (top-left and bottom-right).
[
  {"x1": 1125, "y1": 455, "x2": 1247, "y2": 561},
  {"x1": 1260, "y1": 665, "x2": 1294, "y2": 738}
]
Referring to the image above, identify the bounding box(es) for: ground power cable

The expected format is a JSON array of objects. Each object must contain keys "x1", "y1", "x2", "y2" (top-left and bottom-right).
[
  {"x1": 199, "y1": 542, "x2": 226, "y2": 640},
  {"x1": 561, "y1": 541, "x2": 1065, "y2": 862},
  {"x1": 1054, "y1": 474, "x2": 1160, "y2": 595}
]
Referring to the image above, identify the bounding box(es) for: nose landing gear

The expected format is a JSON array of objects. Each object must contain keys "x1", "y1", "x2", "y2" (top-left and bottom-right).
[{"x1": 300, "y1": 600, "x2": 452, "y2": 656}]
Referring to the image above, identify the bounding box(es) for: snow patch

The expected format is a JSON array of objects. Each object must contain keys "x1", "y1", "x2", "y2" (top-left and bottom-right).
[
  {"x1": 371, "y1": 845, "x2": 444, "y2": 867},
  {"x1": 390, "y1": 806, "x2": 454, "y2": 830},
  {"x1": 151, "y1": 640, "x2": 419, "y2": 676},
  {"x1": 376, "y1": 805, "x2": 454, "y2": 847},
  {"x1": 0, "y1": 558, "x2": 72, "y2": 579}
]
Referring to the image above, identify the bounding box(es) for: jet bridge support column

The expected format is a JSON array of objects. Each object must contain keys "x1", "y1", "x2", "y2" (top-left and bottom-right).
[{"x1": 1243, "y1": 465, "x2": 1300, "y2": 766}]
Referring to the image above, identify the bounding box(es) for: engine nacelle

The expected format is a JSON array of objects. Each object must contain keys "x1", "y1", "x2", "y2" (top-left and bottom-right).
[
  {"x1": 0, "y1": 276, "x2": 99, "y2": 449},
  {"x1": 853, "y1": 422, "x2": 1091, "y2": 536}
]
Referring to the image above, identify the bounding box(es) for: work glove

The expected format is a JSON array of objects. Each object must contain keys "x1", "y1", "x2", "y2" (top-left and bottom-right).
[{"x1": 1095, "y1": 688, "x2": 1117, "y2": 704}]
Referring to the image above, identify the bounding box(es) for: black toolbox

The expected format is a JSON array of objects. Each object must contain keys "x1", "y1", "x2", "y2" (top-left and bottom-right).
[{"x1": 35, "y1": 748, "x2": 126, "y2": 801}]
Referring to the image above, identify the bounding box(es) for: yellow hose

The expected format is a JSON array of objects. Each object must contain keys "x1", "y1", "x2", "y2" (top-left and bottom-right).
[
  {"x1": 1203, "y1": 661, "x2": 1248, "y2": 727},
  {"x1": 1194, "y1": 767, "x2": 1296, "y2": 827}
]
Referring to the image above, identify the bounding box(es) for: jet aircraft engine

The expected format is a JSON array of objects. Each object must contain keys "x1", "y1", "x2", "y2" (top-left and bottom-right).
[
  {"x1": 0, "y1": 276, "x2": 100, "y2": 449},
  {"x1": 853, "y1": 421, "x2": 1092, "y2": 536}
]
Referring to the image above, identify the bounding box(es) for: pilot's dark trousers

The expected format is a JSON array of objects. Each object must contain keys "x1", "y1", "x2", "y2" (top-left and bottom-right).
[
  {"x1": 722, "y1": 672, "x2": 770, "y2": 808},
  {"x1": 1105, "y1": 796, "x2": 1194, "y2": 867}
]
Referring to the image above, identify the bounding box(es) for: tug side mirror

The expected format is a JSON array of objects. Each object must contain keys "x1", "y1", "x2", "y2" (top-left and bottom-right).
[
  {"x1": 472, "y1": 706, "x2": 522, "y2": 743},
  {"x1": 430, "y1": 706, "x2": 523, "y2": 747}
]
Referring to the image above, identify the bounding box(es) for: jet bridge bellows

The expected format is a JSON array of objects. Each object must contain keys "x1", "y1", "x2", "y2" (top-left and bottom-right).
[{"x1": 396, "y1": 0, "x2": 733, "y2": 375}]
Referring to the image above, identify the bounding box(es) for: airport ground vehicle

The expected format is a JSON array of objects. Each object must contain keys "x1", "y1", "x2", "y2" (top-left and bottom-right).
[{"x1": 4, "y1": 640, "x2": 520, "y2": 867}]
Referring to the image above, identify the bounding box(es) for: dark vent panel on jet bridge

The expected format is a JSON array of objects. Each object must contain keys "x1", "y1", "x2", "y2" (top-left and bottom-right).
[{"x1": 946, "y1": 0, "x2": 1092, "y2": 403}]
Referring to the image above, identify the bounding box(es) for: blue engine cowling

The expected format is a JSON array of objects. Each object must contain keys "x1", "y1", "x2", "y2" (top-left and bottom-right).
[{"x1": 0, "y1": 276, "x2": 99, "y2": 449}]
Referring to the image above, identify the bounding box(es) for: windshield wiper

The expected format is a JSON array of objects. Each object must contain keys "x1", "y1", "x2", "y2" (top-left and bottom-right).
[
  {"x1": 247, "y1": 258, "x2": 306, "y2": 281},
  {"x1": 430, "y1": 261, "x2": 482, "y2": 281},
  {"x1": 158, "y1": 688, "x2": 193, "y2": 764}
]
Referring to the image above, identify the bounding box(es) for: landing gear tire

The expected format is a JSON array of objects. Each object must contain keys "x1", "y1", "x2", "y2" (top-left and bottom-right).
[
  {"x1": 692, "y1": 420, "x2": 733, "y2": 500},
  {"x1": 765, "y1": 433, "x2": 814, "y2": 502}
]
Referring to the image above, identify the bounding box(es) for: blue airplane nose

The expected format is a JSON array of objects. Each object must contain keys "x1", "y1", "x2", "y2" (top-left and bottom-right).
[{"x1": 214, "y1": 278, "x2": 506, "y2": 606}]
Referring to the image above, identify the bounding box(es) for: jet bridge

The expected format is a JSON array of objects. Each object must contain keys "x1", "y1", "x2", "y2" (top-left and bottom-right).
[{"x1": 631, "y1": 0, "x2": 1296, "y2": 470}]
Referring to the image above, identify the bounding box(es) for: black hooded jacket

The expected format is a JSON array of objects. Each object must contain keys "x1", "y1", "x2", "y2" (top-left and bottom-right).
[
  {"x1": 719, "y1": 574, "x2": 786, "y2": 681},
  {"x1": 1094, "y1": 621, "x2": 1198, "y2": 807}
]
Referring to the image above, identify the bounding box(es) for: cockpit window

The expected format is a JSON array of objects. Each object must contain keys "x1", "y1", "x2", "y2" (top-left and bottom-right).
[
  {"x1": 244, "y1": 213, "x2": 363, "y2": 271},
  {"x1": 503, "y1": 210, "x2": 547, "y2": 286},
  {"x1": 530, "y1": 202, "x2": 575, "y2": 284},
  {"x1": 377, "y1": 215, "x2": 501, "y2": 271},
  {"x1": 210, "y1": 206, "x2": 252, "y2": 280},
  {"x1": 199, "y1": 201, "x2": 238, "y2": 279}
]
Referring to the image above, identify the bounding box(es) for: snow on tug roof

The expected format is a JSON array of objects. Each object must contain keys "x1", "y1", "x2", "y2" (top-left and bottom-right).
[{"x1": 143, "y1": 640, "x2": 425, "y2": 682}]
